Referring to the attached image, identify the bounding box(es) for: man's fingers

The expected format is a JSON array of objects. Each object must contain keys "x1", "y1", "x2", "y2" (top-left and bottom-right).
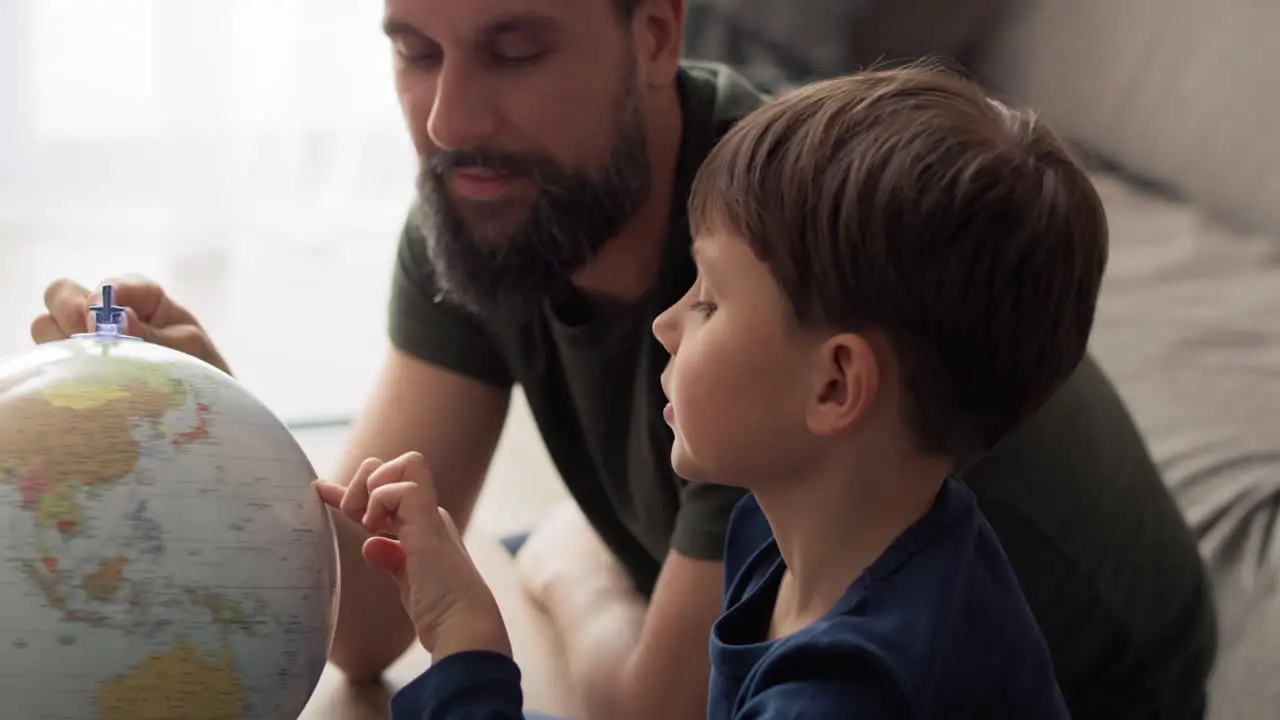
[
  {"x1": 41, "y1": 276, "x2": 173, "y2": 340},
  {"x1": 30, "y1": 314, "x2": 68, "y2": 344},
  {"x1": 94, "y1": 275, "x2": 178, "y2": 326},
  {"x1": 42, "y1": 278, "x2": 92, "y2": 337},
  {"x1": 153, "y1": 321, "x2": 223, "y2": 369},
  {"x1": 339, "y1": 457, "x2": 383, "y2": 522}
]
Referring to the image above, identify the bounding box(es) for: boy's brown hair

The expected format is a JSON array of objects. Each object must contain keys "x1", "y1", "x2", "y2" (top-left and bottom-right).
[{"x1": 687, "y1": 62, "x2": 1109, "y2": 466}]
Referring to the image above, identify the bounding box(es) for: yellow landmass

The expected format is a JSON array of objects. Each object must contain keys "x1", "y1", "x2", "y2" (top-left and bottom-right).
[
  {"x1": 97, "y1": 640, "x2": 246, "y2": 720},
  {"x1": 39, "y1": 382, "x2": 131, "y2": 410},
  {"x1": 39, "y1": 354, "x2": 187, "y2": 409},
  {"x1": 83, "y1": 554, "x2": 130, "y2": 602},
  {"x1": 0, "y1": 376, "x2": 181, "y2": 489}
]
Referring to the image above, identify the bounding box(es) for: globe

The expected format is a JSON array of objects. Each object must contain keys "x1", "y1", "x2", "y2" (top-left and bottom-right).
[{"x1": 0, "y1": 319, "x2": 337, "y2": 718}]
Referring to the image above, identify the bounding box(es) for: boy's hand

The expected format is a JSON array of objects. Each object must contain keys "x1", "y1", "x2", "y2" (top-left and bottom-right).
[{"x1": 315, "y1": 452, "x2": 510, "y2": 662}]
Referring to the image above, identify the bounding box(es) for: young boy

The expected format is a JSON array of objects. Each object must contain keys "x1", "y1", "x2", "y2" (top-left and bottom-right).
[{"x1": 316, "y1": 63, "x2": 1106, "y2": 718}]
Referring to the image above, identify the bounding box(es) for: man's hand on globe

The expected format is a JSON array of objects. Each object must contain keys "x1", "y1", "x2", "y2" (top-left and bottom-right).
[
  {"x1": 315, "y1": 452, "x2": 512, "y2": 664},
  {"x1": 31, "y1": 276, "x2": 232, "y2": 375}
]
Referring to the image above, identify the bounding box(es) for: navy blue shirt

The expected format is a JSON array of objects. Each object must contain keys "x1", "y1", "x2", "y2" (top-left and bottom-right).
[
  {"x1": 389, "y1": 477, "x2": 1069, "y2": 719},
  {"x1": 709, "y1": 477, "x2": 1069, "y2": 719}
]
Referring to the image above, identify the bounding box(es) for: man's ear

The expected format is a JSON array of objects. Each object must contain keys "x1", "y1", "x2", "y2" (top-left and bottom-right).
[
  {"x1": 806, "y1": 332, "x2": 879, "y2": 437},
  {"x1": 632, "y1": 0, "x2": 685, "y2": 87}
]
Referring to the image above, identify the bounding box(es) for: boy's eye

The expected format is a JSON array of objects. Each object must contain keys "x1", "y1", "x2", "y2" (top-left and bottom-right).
[{"x1": 689, "y1": 300, "x2": 717, "y2": 317}]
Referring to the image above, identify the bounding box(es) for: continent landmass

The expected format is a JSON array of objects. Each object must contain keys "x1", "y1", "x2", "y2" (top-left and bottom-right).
[
  {"x1": 0, "y1": 364, "x2": 251, "y2": 640},
  {"x1": 0, "y1": 369, "x2": 185, "y2": 491},
  {"x1": 97, "y1": 639, "x2": 246, "y2": 720},
  {"x1": 0, "y1": 362, "x2": 201, "y2": 561}
]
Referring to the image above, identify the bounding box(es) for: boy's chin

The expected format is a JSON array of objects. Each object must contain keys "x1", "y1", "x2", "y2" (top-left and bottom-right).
[{"x1": 669, "y1": 445, "x2": 746, "y2": 488}]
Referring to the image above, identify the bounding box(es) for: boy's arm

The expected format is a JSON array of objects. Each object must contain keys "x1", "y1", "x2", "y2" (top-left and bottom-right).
[
  {"x1": 737, "y1": 637, "x2": 911, "y2": 719},
  {"x1": 328, "y1": 350, "x2": 511, "y2": 681},
  {"x1": 319, "y1": 453, "x2": 524, "y2": 720},
  {"x1": 737, "y1": 677, "x2": 901, "y2": 719},
  {"x1": 390, "y1": 652, "x2": 526, "y2": 720}
]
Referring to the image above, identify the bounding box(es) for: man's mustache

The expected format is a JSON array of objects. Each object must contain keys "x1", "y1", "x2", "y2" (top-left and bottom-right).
[{"x1": 423, "y1": 149, "x2": 544, "y2": 177}]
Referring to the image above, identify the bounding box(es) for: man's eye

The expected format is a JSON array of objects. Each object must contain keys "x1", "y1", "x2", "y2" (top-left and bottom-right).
[
  {"x1": 496, "y1": 50, "x2": 545, "y2": 65},
  {"x1": 491, "y1": 34, "x2": 547, "y2": 66},
  {"x1": 393, "y1": 40, "x2": 440, "y2": 66}
]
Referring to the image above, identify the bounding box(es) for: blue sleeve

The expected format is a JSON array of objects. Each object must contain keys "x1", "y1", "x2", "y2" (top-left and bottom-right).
[
  {"x1": 389, "y1": 651, "x2": 525, "y2": 720},
  {"x1": 734, "y1": 632, "x2": 911, "y2": 720},
  {"x1": 736, "y1": 677, "x2": 904, "y2": 719}
]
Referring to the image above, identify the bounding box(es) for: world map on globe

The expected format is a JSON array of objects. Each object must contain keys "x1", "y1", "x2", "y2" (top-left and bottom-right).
[{"x1": 0, "y1": 334, "x2": 337, "y2": 719}]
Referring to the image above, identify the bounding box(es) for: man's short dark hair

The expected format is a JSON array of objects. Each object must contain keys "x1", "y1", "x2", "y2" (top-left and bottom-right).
[{"x1": 687, "y1": 61, "x2": 1110, "y2": 466}]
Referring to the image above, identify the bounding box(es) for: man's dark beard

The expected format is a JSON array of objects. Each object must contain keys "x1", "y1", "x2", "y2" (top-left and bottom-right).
[{"x1": 413, "y1": 73, "x2": 651, "y2": 318}]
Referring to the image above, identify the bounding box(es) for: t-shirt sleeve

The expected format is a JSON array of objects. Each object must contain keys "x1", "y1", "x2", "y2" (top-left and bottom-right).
[
  {"x1": 389, "y1": 650, "x2": 525, "y2": 720},
  {"x1": 388, "y1": 213, "x2": 514, "y2": 387},
  {"x1": 669, "y1": 480, "x2": 749, "y2": 561}
]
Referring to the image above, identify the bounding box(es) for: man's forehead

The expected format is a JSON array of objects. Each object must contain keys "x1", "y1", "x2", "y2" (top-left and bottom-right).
[{"x1": 384, "y1": 0, "x2": 594, "y2": 30}]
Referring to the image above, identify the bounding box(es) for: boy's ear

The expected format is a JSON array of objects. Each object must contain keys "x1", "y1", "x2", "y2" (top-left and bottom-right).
[{"x1": 806, "y1": 332, "x2": 879, "y2": 437}]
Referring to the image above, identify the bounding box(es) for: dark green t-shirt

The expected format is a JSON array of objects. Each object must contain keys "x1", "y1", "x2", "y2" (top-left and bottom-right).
[{"x1": 388, "y1": 61, "x2": 1215, "y2": 719}]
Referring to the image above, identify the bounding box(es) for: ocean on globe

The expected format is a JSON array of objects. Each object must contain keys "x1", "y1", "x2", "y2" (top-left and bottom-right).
[{"x1": 0, "y1": 331, "x2": 338, "y2": 718}]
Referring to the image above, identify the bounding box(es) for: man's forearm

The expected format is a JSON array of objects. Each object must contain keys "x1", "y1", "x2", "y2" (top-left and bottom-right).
[
  {"x1": 542, "y1": 575, "x2": 649, "y2": 720},
  {"x1": 536, "y1": 549, "x2": 722, "y2": 720}
]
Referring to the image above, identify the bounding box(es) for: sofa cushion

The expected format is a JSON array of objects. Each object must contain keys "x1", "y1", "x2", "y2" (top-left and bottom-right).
[
  {"x1": 682, "y1": 0, "x2": 1005, "y2": 92},
  {"x1": 1086, "y1": 170, "x2": 1280, "y2": 719},
  {"x1": 971, "y1": 0, "x2": 1280, "y2": 237}
]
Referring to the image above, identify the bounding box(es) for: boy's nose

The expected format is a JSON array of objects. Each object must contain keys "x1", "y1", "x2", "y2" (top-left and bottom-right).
[{"x1": 652, "y1": 304, "x2": 680, "y2": 355}]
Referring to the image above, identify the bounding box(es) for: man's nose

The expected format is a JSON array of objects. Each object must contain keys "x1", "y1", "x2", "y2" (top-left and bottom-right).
[{"x1": 427, "y1": 62, "x2": 499, "y2": 150}]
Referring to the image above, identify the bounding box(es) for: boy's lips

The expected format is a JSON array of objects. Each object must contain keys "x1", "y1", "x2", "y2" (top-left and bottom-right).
[{"x1": 659, "y1": 374, "x2": 675, "y2": 424}]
